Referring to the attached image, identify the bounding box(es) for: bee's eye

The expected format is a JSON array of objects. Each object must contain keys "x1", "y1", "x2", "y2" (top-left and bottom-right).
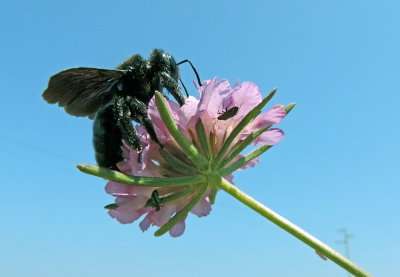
[{"x1": 117, "y1": 82, "x2": 124, "y2": 91}]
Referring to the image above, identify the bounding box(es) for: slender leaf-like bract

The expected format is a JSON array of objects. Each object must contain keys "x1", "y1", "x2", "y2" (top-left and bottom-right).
[
  {"x1": 195, "y1": 119, "x2": 212, "y2": 159},
  {"x1": 77, "y1": 163, "x2": 205, "y2": 187},
  {"x1": 219, "y1": 127, "x2": 270, "y2": 169},
  {"x1": 218, "y1": 145, "x2": 272, "y2": 176},
  {"x1": 285, "y1": 103, "x2": 296, "y2": 115},
  {"x1": 159, "y1": 149, "x2": 197, "y2": 174},
  {"x1": 155, "y1": 91, "x2": 208, "y2": 169}
]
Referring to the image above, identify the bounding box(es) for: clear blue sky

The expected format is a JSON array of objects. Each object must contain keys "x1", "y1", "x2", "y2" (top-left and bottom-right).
[{"x1": 1, "y1": 1, "x2": 399, "y2": 276}]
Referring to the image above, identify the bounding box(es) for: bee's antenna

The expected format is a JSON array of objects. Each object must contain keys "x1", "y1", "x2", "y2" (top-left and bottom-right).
[
  {"x1": 179, "y1": 78, "x2": 189, "y2": 97},
  {"x1": 177, "y1": 59, "x2": 202, "y2": 86}
]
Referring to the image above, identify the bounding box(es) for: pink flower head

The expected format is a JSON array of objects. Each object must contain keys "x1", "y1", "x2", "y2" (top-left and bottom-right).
[{"x1": 105, "y1": 77, "x2": 288, "y2": 237}]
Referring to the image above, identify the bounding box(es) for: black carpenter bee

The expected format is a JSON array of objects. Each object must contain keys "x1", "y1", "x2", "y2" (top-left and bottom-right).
[{"x1": 42, "y1": 49, "x2": 200, "y2": 170}]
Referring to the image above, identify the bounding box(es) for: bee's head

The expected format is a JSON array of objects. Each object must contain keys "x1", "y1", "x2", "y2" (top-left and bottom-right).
[{"x1": 151, "y1": 49, "x2": 180, "y2": 81}]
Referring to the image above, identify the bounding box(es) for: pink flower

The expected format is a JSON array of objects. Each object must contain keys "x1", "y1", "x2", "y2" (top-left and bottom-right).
[{"x1": 105, "y1": 77, "x2": 287, "y2": 237}]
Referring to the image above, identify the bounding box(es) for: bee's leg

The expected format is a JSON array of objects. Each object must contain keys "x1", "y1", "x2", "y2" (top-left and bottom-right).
[
  {"x1": 141, "y1": 115, "x2": 162, "y2": 148},
  {"x1": 159, "y1": 91, "x2": 170, "y2": 100},
  {"x1": 114, "y1": 96, "x2": 143, "y2": 153},
  {"x1": 160, "y1": 72, "x2": 185, "y2": 106},
  {"x1": 127, "y1": 97, "x2": 162, "y2": 148}
]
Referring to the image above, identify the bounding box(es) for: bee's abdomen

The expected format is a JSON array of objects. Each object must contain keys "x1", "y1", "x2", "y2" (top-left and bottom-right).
[{"x1": 93, "y1": 105, "x2": 123, "y2": 170}]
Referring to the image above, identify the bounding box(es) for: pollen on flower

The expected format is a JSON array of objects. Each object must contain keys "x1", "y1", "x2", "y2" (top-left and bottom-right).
[{"x1": 105, "y1": 77, "x2": 287, "y2": 237}]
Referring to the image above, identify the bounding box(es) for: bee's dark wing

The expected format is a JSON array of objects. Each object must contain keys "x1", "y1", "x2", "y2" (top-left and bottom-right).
[{"x1": 42, "y1": 67, "x2": 126, "y2": 118}]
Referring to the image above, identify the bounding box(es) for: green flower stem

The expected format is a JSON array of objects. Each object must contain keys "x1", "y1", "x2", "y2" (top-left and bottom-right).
[
  {"x1": 155, "y1": 91, "x2": 208, "y2": 169},
  {"x1": 77, "y1": 163, "x2": 206, "y2": 187},
  {"x1": 154, "y1": 184, "x2": 208, "y2": 236},
  {"x1": 214, "y1": 176, "x2": 372, "y2": 277},
  {"x1": 213, "y1": 88, "x2": 277, "y2": 168}
]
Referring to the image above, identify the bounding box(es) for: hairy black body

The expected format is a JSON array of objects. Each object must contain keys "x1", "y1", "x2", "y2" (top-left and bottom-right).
[{"x1": 43, "y1": 49, "x2": 186, "y2": 170}]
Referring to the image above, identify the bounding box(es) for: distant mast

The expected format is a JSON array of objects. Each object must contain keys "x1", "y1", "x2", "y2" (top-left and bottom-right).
[{"x1": 337, "y1": 228, "x2": 353, "y2": 277}]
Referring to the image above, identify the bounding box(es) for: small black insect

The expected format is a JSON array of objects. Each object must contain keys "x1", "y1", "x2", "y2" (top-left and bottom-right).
[
  {"x1": 217, "y1": 99, "x2": 239, "y2": 120},
  {"x1": 43, "y1": 49, "x2": 191, "y2": 170},
  {"x1": 217, "y1": 106, "x2": 239, "y2": 120},
  {"x1": 150, "y1": 190, "x2": 163, "y2": 211}
]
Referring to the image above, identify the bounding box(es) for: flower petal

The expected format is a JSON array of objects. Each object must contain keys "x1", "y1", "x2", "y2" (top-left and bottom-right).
[
  {"x1": 231, "y1": 81, "x2": 263, "y2": 117},
  {"x1": 169, "y1": 218, "x2": 186, "y2": 237},
  {"x1": 250, "y1": 104, "x2": 286, "y2": 129},
  {"x1": 252, "y1": 128, "x2": 285, "y2": 145},
  {"x1": 191, "y1": 198, "x2": 212, "y2": 217},
  {"x1": 240, "y1": 156, "x2": 260, "y2": 169},
  {"x1": 108, "y1": 197, "x2": 148, "y2": 224},
  {"x1": 139, "y1": 214, "x2": 152, "y2": 231},
  {"x1": 114, "y1": 196, "x2": 149, "y2": 211},
  {"x1": 179, "y1": 96, "x2": 199, "y2": 127},
  {"x1": 149, "y1": 204, "x2": 176, "y2": 226},
  {"x1": 105, "y1": 181, "x2": 152, "y2": 197},
  {"x1": 198, "y1": 78, "x2": 231, "y2": 117},
  {"x1": 224, "y1": 174, "x2": 234, "y2": 183},
  {"x1": 116, "y1": 160, "x2": 131, "y2": 174},
  {"x1": 105, "y1": 181, "x2": 136, "y2": 196},
  {"x1": 108, "y1": 209, "x2": 143, "y2": 224}
]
